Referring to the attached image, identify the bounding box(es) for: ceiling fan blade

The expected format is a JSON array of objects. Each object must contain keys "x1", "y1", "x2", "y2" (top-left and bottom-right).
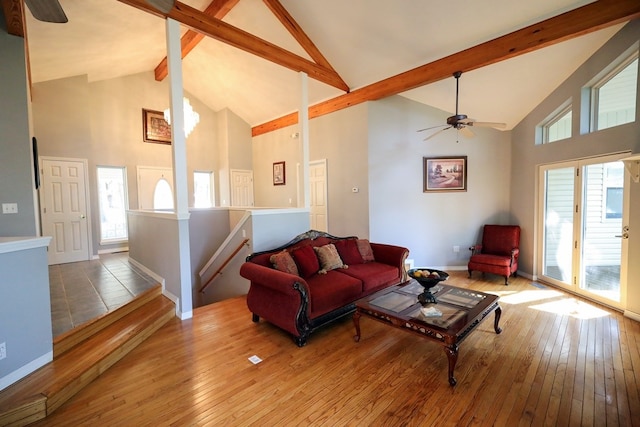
[
  {"x1": 423, "y1": 126, "x2": 452, "y2": 141},
  {"x1": 459, "y1": 126, "x2": 475, "y2": 138},
  {"x1": 417, "y1": 124, "x2": 447, "y2": 133},
  {"x1": 145, "y1": 0, "x2": 176, "y2": 13},
  {"x1": 25, "y1": 0, "x2": 68, "y2": 23},
  {"x1": 465, "y1": 121, "x2": 507, "y2": 129}
]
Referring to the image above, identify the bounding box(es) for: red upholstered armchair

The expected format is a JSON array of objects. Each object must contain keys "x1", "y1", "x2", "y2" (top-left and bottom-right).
[{"x1": 468, "y1": 225, "x2": 521, "y2": 285}]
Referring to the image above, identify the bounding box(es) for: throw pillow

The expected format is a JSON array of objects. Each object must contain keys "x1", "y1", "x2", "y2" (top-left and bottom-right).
[
  {"x1": 356, "y1": 239, "x2": 375, "y2": 262},
  {"x1": 269, "y1": 250, "x2": 299, "y2": 276},
  {"x1": 314, "y1": 243, "x2": 347, "y2": 274},
  {"x1": 290, "y1": 245, "x2": 320, "y2": 278},
  {"x1": 333, "y1": 239, "x2": 364, "y2": 265}
]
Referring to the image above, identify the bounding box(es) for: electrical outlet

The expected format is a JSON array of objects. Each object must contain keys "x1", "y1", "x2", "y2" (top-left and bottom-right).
[
  {"x1": 2, "y1": 203, "x2": 18, "y2": 214},
  {"x1": 0, "y1": 342, "x2": 6, "y2": 360},
  {"x1": 453, "y1": 246, "x2": 460, "y2": 253}
]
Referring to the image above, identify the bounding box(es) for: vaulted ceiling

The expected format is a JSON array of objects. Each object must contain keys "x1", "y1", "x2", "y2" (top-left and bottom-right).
[{"x1": 5, "y1": 0, "x2": 640, "y2": 135}]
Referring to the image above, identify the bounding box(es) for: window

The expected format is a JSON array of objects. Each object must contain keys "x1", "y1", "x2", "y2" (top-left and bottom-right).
[
  {"x1": 604, "y1": 162, "x2": 624, "y2": 220},
  {"x1": 194, "y1": 171, "x2": 214, "y2": 208},
  {"x1": 542, "y1": 105, "x2": 572, "y2": 143},
  {"x1": 592, "y1": 53, "x2": 638, "y2": 131},
  {"x1": 97, "y1": 166, "x2": 128, "y2": 243},
  {"x1": 153, "y1": 178, "x2": 174, "y2": 210},
  {"x1": 606, "y1": 187, "x2": 623, "y2": 219}
]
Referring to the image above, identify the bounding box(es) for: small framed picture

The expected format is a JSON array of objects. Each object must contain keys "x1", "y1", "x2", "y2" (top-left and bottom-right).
[
  {"x1": 142, "y1": 108, "x2": 171, "y2": 144},
  {"x1": 273, "y1": 161, "x2": 285, "y2": 185},
  {"x1": 423, "y1": 156, "x2": 467, "y2": 192}
]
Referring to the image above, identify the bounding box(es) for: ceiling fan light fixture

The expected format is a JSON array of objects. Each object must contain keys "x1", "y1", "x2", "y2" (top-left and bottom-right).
[
  {"x1": 417, "y1": 71, "x2": 505, "y2": 140},
  {"x1": 164, "y1": 97, "x2": 200, "y2": 139}
]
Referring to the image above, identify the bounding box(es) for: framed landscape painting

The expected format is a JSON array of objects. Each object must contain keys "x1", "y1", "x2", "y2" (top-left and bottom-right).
[
  {"x1": 143, "y1": 108, "x2": 171, "y2": 144},
  {"x1": 423, "y1": 156, "x2": 467, "y2": 192}
]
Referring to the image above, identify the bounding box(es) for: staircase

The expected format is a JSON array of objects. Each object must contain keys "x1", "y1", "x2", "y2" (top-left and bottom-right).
[{"x1": 0, "y1": 285, "x2": 175, "y2": 426}]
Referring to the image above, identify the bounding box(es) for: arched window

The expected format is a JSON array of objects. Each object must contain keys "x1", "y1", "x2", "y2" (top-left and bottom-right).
[{"x1": 153, "y1": 178, "x2": 174, "y2": 211}]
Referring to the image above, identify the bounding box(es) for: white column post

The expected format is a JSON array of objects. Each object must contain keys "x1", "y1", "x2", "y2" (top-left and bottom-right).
[
  {"x1": 166, "y1": 17, "x2": 192, "y2": 319},
  {"x1": 299, "y1": 72, "x2": 310, "y2": 210},
  {"x1": 166, "y1": 18, "x2": 189, "y2": 217}
]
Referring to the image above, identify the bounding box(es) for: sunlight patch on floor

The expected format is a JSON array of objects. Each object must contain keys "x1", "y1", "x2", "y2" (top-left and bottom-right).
[
  {"x1": 495, "y1": 290, "x2": 563, "y2": 305},
  {"x1": 530, "y1": 297, "x2": 610, "y2": 319}
]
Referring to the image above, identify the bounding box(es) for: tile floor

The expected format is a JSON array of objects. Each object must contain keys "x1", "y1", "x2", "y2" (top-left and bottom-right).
[{"x1": 49, "y1": 252, "x2": 159, "y2": 337}]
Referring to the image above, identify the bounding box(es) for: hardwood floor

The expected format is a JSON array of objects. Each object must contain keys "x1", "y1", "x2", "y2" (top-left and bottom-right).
[{"x1": 34, "y1": 272, "x2": 640, "y2": 426}]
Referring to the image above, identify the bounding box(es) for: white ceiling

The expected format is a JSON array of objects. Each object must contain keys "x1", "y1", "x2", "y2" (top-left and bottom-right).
[{"x1": 24, "y1": 0, "x2": 625, "y2": 130}]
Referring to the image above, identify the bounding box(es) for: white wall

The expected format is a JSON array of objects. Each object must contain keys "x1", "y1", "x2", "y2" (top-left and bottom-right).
[
  {"x1": 368, "y1": 96, "x2": 512, "y2": 269},
  {"x1": 252, "y1": 125, "x2": 303, "y2": 208},
  {"x1": 252, "y1": 103, "x2": 371, "y2": 237},
  {"x1": 31, "y1": 72, "x2": 219, "y2": 255},
  {"x1": 0, "y1": 14, "x2": 37, "y2": 237},
  {"x1": 510, "y1": 21, "x2": 640, "y2": 276},
  {"x1": 510, "y1": 21, "x2": 640, "y2": 316},
  {"x1": 0, "y1": 240, "x2": 52, "y2": 390}
]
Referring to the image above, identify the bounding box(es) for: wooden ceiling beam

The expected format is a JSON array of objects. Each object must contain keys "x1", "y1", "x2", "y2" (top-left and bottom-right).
[
  {"x1": 262, "y1": 0, "x2": 347, "y2": 90},
  {"x1": 154, "y1": 0, "x2": 239, "y2": 81},
  {"x1": 2, "y1": 0, "x2": 25, "y2": 37},
  {"x1": 252, "y1": 0, "x2": 640, "y2": 136},
  {"x1": 118, "y1": 0, "x2": 349, "y2": 92}
]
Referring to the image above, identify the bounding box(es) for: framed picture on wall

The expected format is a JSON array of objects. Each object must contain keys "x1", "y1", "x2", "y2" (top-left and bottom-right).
[
  {"x1": 273, "y1": 161, "x2": 285, "y2": 185},
  {"x1": 423, "y1": 156, "x2": 467, "y2": 192},
  {"x1": 142, "y1": 108, "x2": 171, "y2": 144}
]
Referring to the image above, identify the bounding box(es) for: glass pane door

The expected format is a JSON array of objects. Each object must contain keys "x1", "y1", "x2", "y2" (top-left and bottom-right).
[
  {"x1": 580, "y1": 161, "x2": 624, "y2": 302},
  {"x1": 539, "y1": 156, "x2": 627, "y2": 307},
  {"x1": 542, "y1": 167, "x2": 575, "y2": 285}
]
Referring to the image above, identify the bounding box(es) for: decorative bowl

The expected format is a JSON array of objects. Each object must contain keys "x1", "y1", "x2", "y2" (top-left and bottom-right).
[
  {"x1": 407, "y1": 268, "x2": 449, "y2": 305},
  {"x1": 407, "y1": 268, "x2": 449, "y2": 288}
]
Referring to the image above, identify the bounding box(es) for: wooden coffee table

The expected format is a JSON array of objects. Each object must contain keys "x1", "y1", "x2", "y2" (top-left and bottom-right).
[{"x1": 353, "y1": 279, "x2": 502, "y2": 386}]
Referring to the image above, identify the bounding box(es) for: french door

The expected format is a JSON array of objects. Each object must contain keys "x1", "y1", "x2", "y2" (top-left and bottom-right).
[{"x1": 539, "y1": 154, "x2": 629, "y2": 308}]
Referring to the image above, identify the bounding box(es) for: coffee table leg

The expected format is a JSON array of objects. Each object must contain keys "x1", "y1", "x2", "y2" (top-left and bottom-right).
[
  {"x1": 494, "y1": 305, "x2": 503, "y2": 334},
  {"x1": 444, "y1": 344, "x2": 458, "y2": 386},
  {"x1": 353, "y1": 310, "x2": 361, "y2": 342}
]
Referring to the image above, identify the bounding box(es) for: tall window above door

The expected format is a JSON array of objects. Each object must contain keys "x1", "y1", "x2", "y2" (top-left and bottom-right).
[
  {"x1": 97, "y1": 166, "x2": 128, "y2": 243},
  {"x1": 591, "y1": 51, "x2": 638, "y2": 132}
]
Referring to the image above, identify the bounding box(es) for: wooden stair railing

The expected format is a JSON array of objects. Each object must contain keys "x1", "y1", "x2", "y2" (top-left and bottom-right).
[{"x1": 199, "y1": 238, "x2": 249, "y2": 293}]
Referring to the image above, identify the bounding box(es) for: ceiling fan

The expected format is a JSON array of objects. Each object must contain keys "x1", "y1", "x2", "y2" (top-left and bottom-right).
[
  {"x1": 24, "y1": 0, "x2": 176, "y2": 23},
  {"x1": 417, "y1": 71, "x2": 506, "y2": 141}
]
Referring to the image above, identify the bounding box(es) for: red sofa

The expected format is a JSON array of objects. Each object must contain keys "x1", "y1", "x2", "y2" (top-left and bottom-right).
[{"x1": 239, "y1": 230, "x2": 409, "y2": 346}]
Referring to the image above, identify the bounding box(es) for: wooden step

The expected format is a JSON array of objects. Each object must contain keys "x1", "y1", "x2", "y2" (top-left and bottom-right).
[
  {"x1": 0, "y1": 293, "x2": 175, "y2": 427},
  {"x1": 53, "y1": 285, "x2": 163, "y2": 358}
]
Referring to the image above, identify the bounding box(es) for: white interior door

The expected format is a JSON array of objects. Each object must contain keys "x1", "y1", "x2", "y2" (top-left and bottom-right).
[
  {"x1": 137, "y1": 166, "x2": 173, "y2": 210},
  {"x1": 310, "y1": 160, "x2": 328, "y2": 232},
  {"x1": 40, "y1": 158, "x2": 90, "y2": 265},
  {"x1": 230, "y1": 169, "x2": 254, "y2": 207}
]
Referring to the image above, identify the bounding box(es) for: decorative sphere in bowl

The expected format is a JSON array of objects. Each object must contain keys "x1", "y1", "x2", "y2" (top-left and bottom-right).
[{"x1": 407, "y1": 268, "x2": 449, "y2": 289}]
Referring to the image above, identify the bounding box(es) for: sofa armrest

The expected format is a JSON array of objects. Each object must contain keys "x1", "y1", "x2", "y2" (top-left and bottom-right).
[
  {"x1": 469, "y1": 244, "x2": 482, "y2": 255},
  {"x1": 510, "y1": 248, "x2": 520, "y2": 266},
  {"x1": 370, "y1": 243, "x2": 409, "y2": 279},
  {"x1": 239, "y1": 262, "x2": 308, "y2": 297}
]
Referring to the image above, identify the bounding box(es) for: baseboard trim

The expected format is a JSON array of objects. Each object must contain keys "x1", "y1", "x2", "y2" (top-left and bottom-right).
[
  {"x1": 624, "y1": 310, "x2": 640, "y2": 322},
  {"x1": 128, "y1": 257, "x2": 166, "y2": 292},
  {"x1": 0, "y1": 351, "x2": 53, "y2": 391}
]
